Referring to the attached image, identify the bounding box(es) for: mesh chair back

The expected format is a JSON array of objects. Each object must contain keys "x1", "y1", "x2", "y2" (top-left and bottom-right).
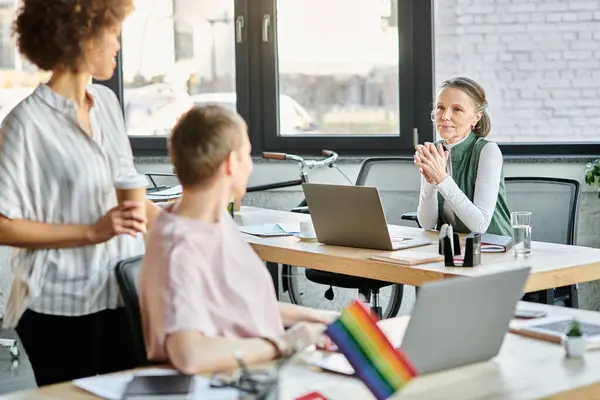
[
  {"x1": 355, "y1": 157, "x2": 421, "y2": 226},
  {"x1": 115, "y1": 255, "x2": 147, "y2": 366},
  {"x1": 504, "y1": 177, "x2": 580, "y2": 245}
]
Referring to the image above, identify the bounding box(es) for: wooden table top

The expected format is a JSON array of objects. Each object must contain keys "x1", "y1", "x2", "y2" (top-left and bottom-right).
[
  {"x1": 4, "y1": 302, "x2": 600, "y2": 400},
  {"x1": 235, "y1": 207, "x2": 600, "y2": 293}
]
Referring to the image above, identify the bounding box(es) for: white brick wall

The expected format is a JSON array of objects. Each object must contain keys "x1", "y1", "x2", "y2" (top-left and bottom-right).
[{"x1": 434, "y1": 0, "x2": 600, "y2": 142}]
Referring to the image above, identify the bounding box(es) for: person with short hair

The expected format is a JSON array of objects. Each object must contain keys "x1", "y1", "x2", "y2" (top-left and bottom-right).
[
  {"x1": 415, "y1": 76, "x2": 511, "y2": 236},
  {"x1": 140, "y1": 105, "x2": 338, "y2": 374},
  {"x1": 0, "y1": 0, "x2": 162, "y2": 386}
]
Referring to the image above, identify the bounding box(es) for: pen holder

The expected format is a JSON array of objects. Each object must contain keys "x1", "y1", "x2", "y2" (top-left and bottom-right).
[
  {"x1": 443, "y1": 233, "x2": 481, "y2": 268},
  {"x1": 439, "y1": 232, "x2": 461, "y2": 256}
]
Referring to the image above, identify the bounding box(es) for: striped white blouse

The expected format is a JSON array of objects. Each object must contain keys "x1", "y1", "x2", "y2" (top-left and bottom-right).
[{"x1": 0, "y1": 84, "x2": 145, "y2": 328}]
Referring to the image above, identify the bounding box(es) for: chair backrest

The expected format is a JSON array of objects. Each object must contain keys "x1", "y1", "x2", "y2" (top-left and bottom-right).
[
  {"x1": 115, "y1": 255, "x2": 147, "y2": 366},
  {"x1": 504, "y1": 177, "x2": 580, "y2": 245},
  {"x1": 355, "y1": 157, "x2": 421, "y2": 226}
]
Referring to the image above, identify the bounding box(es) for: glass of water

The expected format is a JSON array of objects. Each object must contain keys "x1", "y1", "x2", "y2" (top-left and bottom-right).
[{"x1": 511, "y1": 211, "x2": 532, "y2": 257}]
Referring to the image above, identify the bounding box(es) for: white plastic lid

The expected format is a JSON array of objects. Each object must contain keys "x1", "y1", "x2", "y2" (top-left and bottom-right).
[{"x1": 114, "y1": 174, "x2": 148, "y2": 190}]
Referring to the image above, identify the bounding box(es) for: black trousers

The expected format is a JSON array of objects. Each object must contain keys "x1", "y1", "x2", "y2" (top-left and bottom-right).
[{"x1": 16, "y1": 308, "x2": 137, "y2": 387}]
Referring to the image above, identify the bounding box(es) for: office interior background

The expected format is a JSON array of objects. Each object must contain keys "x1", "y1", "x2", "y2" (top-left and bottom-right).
[{"x1": 1, "y1": 0, "x2": 600, "y2": 313}]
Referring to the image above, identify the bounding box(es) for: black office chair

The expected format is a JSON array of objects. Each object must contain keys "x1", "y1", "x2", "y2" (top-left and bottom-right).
[
  {"x1": 504, "y1": 177, "x2": 580, "y2": 307},
  {"x1": 115, "y1": 255, "x2": 149, "y2": 367},
  {"x1": 291, "y1": 157, "x2": 420, "y2": 318},
  {"x1": 402, "y1": 177, "x2": 581, "y2": 307}
]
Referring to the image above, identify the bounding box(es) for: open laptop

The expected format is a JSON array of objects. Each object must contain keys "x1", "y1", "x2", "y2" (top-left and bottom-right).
[
  {"x1": 301, "y1": 183, "x2": 432, "y2": 251},
  {"x1": 400, "y1": 267, "x2": 530, "y2": 373},
  {"x1": 316, "y1": 267, "x2": 530, "y2": 375}
]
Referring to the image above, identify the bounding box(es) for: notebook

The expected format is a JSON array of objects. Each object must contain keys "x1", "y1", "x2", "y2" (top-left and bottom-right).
[
  {"x1": 467, "y1": 232, "x2": 513, "y2": 253},
  {"x1": 371, "y1": 251, "x2": 444, "y2": 266},
  {"x1": 123, "y1": 374, "x2": 195, "y2": 400}
]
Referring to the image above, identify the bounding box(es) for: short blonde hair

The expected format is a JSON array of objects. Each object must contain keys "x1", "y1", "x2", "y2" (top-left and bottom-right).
[{"x1": 169, "y1": 105, "x2": 246, "y2": 188}]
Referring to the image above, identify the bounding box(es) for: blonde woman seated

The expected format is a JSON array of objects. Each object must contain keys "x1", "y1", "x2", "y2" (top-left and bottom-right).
[
  {"x1": 140, "y1": 105, "x2": 337, "y2": 374},
  {"x1": 415, "y1": 77, "x2": 511, "y2": 236}
]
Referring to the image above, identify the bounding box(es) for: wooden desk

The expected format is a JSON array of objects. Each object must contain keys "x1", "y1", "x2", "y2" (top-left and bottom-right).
[
  {"x1": 236, "y1": 207, "x2": 600, "y2": 293},
  {"x1": 4, "y1": 302, "x2": 600, "y2": 400}
]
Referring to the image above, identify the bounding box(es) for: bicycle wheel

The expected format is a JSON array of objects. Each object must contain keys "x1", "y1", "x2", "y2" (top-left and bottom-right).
[{"x1": 282, "y1": 265, "x2": 403, "y2": 318}]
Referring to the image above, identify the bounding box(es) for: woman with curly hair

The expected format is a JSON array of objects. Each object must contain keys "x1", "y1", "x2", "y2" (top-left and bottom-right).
[{"x1": 0, "y1": 0, "x2": 162, "y2": 386}]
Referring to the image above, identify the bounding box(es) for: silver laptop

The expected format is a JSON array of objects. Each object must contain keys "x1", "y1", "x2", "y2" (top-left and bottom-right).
[
  {"x1": 301, "y1": 183, "x2": 431, "y2": 251},
  {"x1": 400, "y1": 267, "x2": 530, "y2": 374}
]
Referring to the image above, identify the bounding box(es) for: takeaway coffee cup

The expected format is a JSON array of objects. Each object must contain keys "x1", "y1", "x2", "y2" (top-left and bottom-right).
[{"x1": 114, "y1": 173, "x2": 148, "y2": 217}]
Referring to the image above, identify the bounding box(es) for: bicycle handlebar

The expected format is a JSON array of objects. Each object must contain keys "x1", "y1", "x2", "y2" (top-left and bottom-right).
[
  {"x1": 314, "y1": 149, "x2": 338, "y2": 167},
  {"x1": 261, "y1": 149, "x2": 338, "y2": 169},
  {"x1": 262, "y1": 152, "x2": 287, "y2": 161}
]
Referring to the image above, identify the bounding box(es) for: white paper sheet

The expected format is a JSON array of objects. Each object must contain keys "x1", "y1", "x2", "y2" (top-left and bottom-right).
[
  {"x1": 313, "y1": 353, "x2": 355, "y2": 376},
  {"x1": 238, "y1": 223, "x2": 297, "y2": 237},
  {"x1": 73, "y1": 368, "x2": 238, "y2": 400}
]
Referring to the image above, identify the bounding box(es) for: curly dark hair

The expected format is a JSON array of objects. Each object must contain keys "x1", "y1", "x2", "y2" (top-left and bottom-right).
[{"x1": 13, "y1": 0, "x2": 133, "y2": 71}]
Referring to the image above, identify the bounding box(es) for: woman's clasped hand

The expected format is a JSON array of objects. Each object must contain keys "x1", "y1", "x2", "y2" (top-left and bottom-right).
[{"x1": 414, "y1": 142, "x2": 449, "y2": 185}]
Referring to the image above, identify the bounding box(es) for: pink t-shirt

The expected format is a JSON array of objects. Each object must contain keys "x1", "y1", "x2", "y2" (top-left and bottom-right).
[{"x1": 140, "y1": 207, "x2": 284, "y2": 361}]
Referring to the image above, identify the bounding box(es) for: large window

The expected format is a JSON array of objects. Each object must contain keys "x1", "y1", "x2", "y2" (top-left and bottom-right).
[
  {"x1": 121, "y1": 0, "x2": 236, "y2": 137},
  {"x1": 0, "y1": 2, "x2": 14, "y2": 69},
  {"x1": 0, "y1": 0, "x2": 433, "y2": 156},
  {"x1": 121, "y1": 0, "x2": 433, "y2": 156},
  {"x1": 276, "y1": 0, "x2": 399, "y2": 135},
  {"x1": 0, "y1": 1, "x2": 49, "y2": 125},
  {"x1": 259, "y1": 0, "x2": 433, "y2": 154}
]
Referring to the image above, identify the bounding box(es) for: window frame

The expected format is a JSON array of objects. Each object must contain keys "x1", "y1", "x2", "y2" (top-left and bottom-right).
[
  {"x1": 255, "y1": 0, "x2": 435, "y2": 156},
  {"x1": 500, "y1": 142, "x2": 600, "y2": 157},
  {"x1": 96, "y1": 0, "x2": 600, "y2": 158},
  {"x1": 96, "y1": 0, "x2": 434, "y2": 157}
]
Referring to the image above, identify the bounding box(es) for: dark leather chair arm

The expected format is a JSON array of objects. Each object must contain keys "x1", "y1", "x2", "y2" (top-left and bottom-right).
[
  {"x1": 401, "y1": 211, "x2": 418, "y2": 222},
  {"x1": 291, "y1": 206, "x2": 310, "y2": 214}
]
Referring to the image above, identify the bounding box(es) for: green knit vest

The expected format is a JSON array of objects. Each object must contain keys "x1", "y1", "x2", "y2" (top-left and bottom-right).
[{"x1": 435, "y1": 132, "x2": 512, "y2": 236}]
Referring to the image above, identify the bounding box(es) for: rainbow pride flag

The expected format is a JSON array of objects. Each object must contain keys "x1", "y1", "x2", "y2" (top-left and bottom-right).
[{"x1": 324, "y1": 300, "x2": 418, "y2": 400}]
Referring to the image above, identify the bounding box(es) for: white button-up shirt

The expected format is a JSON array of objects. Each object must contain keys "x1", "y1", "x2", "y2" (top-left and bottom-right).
[{"x1": 0, "y1": 84, "x2": 145, "y2": 328}]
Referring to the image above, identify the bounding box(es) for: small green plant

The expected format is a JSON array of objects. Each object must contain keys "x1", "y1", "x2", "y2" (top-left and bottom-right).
[
  {"x1": 584, "y1": 159, "x2": 600, "y2": 198},
  {"x1": 566, "y1": 319, "x2": 583, "y2": 337}
]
